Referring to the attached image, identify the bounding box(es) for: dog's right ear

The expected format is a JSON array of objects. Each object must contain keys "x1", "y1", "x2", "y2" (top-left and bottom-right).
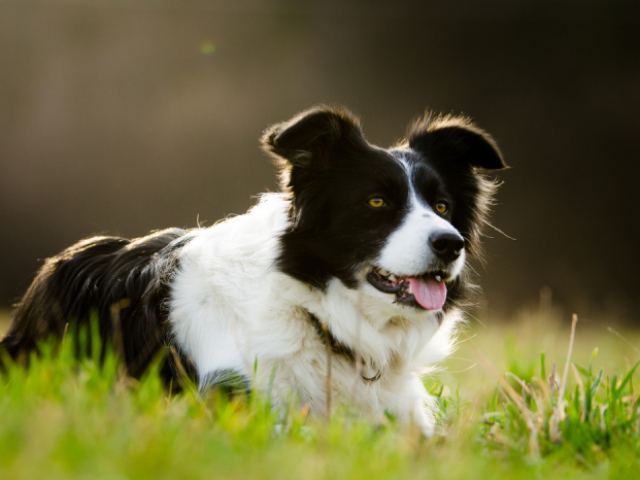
[{"x1": 261, "y1": 106, "x2": 365, "y2": 171}]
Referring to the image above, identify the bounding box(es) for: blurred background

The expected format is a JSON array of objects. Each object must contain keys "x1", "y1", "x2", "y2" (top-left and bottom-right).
[{"x1": 0, "y1": 0, "x2": 638, "y2": 323}]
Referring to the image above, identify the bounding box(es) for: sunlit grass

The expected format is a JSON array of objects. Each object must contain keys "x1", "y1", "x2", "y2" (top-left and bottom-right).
[{"x1": 1, "y1": 307, "x2": 639, "y2": 479}]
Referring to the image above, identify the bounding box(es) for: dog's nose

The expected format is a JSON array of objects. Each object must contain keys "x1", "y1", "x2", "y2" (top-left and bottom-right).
[{"x1": 429, "y1": 232, "x2": 465, "y2": 262}]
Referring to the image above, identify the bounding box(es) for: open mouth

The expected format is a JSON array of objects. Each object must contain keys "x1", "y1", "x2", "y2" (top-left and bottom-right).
[{"x1": 366, "y1": 266, "x2": 448, "y2": 310}]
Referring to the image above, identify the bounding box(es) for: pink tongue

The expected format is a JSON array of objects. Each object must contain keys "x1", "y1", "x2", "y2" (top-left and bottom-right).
[{"x1": 407, "y1": 278, "x2": 447, "y2": 310}]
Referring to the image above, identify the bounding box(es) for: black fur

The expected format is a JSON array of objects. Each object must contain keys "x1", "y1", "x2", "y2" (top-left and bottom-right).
[
  {"x1": 264, "y1": 107, "x2": 409, "y2": 290},
  {"x1": 0, "y1": 228, "x2": 194, "y2": 383}
]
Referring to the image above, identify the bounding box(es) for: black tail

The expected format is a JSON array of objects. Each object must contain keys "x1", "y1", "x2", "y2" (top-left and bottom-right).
[{"x1": 0, "y1": 228, "x2": 194, "y2": 381}]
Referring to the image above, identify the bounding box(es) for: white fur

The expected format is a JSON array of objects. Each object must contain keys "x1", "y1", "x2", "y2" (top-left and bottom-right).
[
  {"x1": 168, "y1": 194, "x2": 463, "y2": 435},
  {"x1": 377, "y1": 203, "x2": 466, "y2": 276}
]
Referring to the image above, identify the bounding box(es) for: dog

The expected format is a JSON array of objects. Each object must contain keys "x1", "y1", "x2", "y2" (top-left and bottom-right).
[{"x1": 0, "y1": 105, "x2": 506, "y2": 435}]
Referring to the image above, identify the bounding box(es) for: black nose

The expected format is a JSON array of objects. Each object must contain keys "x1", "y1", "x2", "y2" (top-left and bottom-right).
[{"x1": 429, "y1": 232, "x2": 465, "y2": 262}]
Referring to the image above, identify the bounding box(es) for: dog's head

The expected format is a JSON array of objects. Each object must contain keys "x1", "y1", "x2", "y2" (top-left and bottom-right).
[{"x1": 262, "y1": 106, "x2": 506, "y2": 312}]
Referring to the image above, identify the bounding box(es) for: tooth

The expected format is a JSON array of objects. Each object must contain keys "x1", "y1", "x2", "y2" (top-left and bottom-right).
[
  {"x1": 435, "y1": 275, "x2": 442, "y2": 282},
  {"x1": 406, "y1": 282, "x2": 413, "y2": 294},
  {"x1": 388, "y1": 274, "x2": 397, "y2": 282},
  {"x1": 379, "y1": 268, "x2": 390, "y2": 276}
]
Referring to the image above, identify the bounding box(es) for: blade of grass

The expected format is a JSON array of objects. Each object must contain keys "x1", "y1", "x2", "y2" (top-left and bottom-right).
[{"x1": 549, "y1": 313, "x2": 578, "y2": 443}]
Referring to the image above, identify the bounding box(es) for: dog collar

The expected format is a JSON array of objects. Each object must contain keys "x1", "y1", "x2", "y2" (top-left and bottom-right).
[{"x1": 305, "y1": 309, "x2": 381, "y2": 383}]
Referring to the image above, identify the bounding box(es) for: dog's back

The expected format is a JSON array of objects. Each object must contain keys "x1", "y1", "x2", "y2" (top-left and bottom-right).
[{"x1": 0, "y1": 229, "x2": 190, "y2": 379}]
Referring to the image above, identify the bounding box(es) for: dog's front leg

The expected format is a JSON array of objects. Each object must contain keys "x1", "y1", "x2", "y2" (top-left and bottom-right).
[
  {"x1": 403, "y1": 375, "x2": 437, "y2": 437},
  {"x1": 199, "y1": 368, "x2": 252, "y2": 400}
]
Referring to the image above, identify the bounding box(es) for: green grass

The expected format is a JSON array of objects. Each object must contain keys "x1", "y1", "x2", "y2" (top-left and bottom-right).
[{"x1": 1, "y1": 308, "x2": 639, "y2": 480}]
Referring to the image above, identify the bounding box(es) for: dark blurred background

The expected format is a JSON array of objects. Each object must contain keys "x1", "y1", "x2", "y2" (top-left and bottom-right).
[{"x1": 1, "y1": 0, "x2": 639, "y2": 321}]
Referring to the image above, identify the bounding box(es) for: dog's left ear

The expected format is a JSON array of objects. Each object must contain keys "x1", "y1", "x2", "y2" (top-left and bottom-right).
[
  {"x1": 407, "y1": 114, "x2": 507, "y2": 170},
  {"x1": 261, "y1": 106, "x2": 366, "y2": 171}
]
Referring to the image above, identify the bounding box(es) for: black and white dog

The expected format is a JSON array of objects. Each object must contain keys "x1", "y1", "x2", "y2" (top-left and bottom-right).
[{"x1": 1, "y1": 106, "x2": 506, "y2": 435}]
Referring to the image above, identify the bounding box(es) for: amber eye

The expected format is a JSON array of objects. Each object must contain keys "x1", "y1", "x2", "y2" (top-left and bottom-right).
[
  {"x1": 435, "y1": 202, "x2": 448, "y2": 214},
  {"x1": 368, "y1": 198, "x2": 386, "y2": 208}
]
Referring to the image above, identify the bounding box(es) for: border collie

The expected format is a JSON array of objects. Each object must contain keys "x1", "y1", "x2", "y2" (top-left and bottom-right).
[{"x1": 0, "y1": 106, "x2": 506, "y2": 435}]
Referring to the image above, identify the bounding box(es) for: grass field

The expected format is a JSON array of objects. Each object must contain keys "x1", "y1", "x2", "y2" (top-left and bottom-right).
[{"x1": 1, "y1": 307, "x2": 639, "y2": 479}]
